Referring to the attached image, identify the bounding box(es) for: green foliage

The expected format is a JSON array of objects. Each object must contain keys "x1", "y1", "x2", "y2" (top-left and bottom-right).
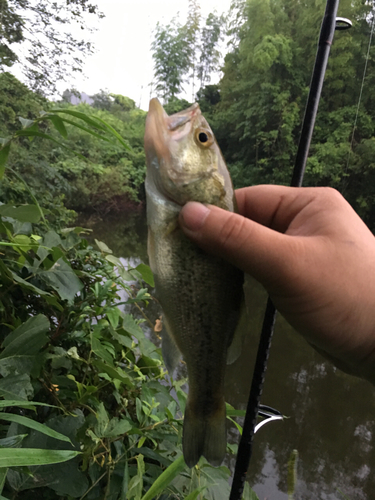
[
  {"x1": 0, "y1": 191, "x2": 247, "y2": 499},
  {"x1": 197, "y1": 12, "x2": 225, "y2": 89},
  {"x1": 151, "y1": 5, "x2": 224, "y2": 102},
  {"x1": 0, "y1": 77, "x2": 147, "y2": 216},
  {"x1": 216, "y1": 0, "x2": 375, "y2": 227},
  {"x1": 0, "y1": 116, "x2": 260, "y2": 499},
  {"x1": 151, "y1": 17, "x2": 192, "y2": 101}
]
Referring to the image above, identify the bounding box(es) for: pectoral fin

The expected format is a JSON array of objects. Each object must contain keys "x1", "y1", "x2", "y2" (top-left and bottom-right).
[
  {"x1": 226, "y1": 296, "x2": 249, "y2": 365},
  {"x1": 161, "y1": 316, "x2": 182, "y2": 375}
]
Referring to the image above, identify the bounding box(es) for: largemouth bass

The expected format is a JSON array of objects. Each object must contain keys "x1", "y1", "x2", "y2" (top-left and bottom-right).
[{"x1": 144, "y1": 98, "x2": 244, "y2": 468}]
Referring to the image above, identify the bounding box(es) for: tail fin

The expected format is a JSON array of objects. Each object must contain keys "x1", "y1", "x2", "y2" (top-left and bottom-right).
[{"x1": 182, "y1": 399, "x2": 226, "y2": 468}]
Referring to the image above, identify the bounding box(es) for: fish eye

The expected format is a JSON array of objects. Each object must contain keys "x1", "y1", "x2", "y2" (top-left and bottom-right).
[{"x1": 195, "y1": 129, "x2": 213, "y2": 148}]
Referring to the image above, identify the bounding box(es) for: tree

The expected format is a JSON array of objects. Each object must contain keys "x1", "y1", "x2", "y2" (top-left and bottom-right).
[
  {"x1": 197, "y1": 12, "x2": 224, "y2": 89},
  {"x1": 217, "y1": 0, "x2": 375, "y2": 229},
  {"x1": 151, "y1": 17, "x2": 191, "y2": 102},
  {"x1": 0, "y1": 0, "x2": 103, "y2": 93},
  {"x1": 184, "y1": 0, "x2": 201, "y2": 101},
  {"x1": 150, "y1": 4, "x2": 224, "y2": 102}
]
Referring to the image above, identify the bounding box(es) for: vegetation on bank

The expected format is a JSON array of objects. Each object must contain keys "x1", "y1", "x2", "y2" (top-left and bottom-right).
[
  {"x1": 0, "y1": 74, "x2": 147, "y2": 216},
  {"x1": 0, "y1": 95, "x2": 259, "y2": 498}
]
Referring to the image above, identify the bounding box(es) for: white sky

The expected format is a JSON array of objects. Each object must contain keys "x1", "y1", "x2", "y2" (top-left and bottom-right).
[{"x1": 58, "y1": 0, "x2": 233, "y2": 110}]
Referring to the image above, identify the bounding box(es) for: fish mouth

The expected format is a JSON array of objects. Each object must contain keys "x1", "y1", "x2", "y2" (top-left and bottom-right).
[{"x1": 147, "y1": 98, "x2": 200, "y2": 133}]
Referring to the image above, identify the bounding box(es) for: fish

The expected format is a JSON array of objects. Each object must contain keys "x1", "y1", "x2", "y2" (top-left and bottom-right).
[{"x1": 144, "y1": 98, "x2": 244, "y2": 468}]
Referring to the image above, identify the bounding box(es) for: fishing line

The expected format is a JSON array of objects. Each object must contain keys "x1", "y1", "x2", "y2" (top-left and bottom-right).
[
  {"x1": 229, "y1": 1, "x2": 345, "y2": 498},
  {"x1": 343, "y1": 6, "x2": 375, "y2": 183}
]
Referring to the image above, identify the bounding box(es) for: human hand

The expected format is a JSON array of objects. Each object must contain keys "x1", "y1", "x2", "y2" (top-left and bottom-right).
[{"x1": 179, "y1": 185, "x2": 375, "y2": 384}]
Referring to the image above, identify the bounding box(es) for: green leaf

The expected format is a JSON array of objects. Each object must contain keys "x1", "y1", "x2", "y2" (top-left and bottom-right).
[
  {"x1": 91, "y1": 335, "x2": 113, "y2": 365},
  {"x1": 0, "y1": 137, "x2": 11, "y2": 146},
  {"x1": 0, "y1": 468, "x2": 7, "y2": 495},
  {"x1": 0, "y1": 448, "x2": 80, "y2": 467},
  {"x1": 242, "y1": 482, "x2": 260, "y2": 500},
  {"x1": 38, "y1": 257, "x2": 83, "y2": 303},
  {"x1": 93, "y1": 360, "x2": 132, "y2": 386},
  {"x1": 10, "y1": 272, "x2": 52, "y2": 296},
  {"x1": 8, "y1": 457, "x2": 88, "y2": 496},
  {"x1": 226, "y1": 416, "x2": 243, "y2": 435},
  {"x1": 0, "y1": 434, "x2": 28, "y2": 448},
  {"x1": 226, "y1": 403, "x2": 246, "y2": 418},
  {"x1": 91, "y1": 115, "x2": 131, "y2": 150},
  {"x1": 103, "y1": 418, "x2": 133, "y2": 438},
  {"x1": 0, "y1": 414, "x2": 72, "y2": 444},
  {"x1": 122, "y1": 314, "x2": 144, "y2": 338},
  {"x1": 185, "y1": 489, "x2": 206, "y2": 500},
  {"x1": 94, "y1": 405, "x2": 133, "y2": 438},
  {"x1": 0, "y1": 259, "x2": 13, "y2": 282},
  {"x1": 18, "y1": 117, "x2": 35, "y2": 129},
  {"x1": 0, "y1": 315, "x2": 49, "y2": 359},
  {"x1": 135, "y1": 263, "x2": 155, "y2": 287},
  {"x1": 0, "y1": 355, "x2": 39, "y2": 378},
  {"x1": 0, "y1": 143, "x2": 11, "y2": 179},
  {"x1": 0, "y1": 400, "x2": 58, "y2": 410},
  {"x1": 140, "y1": 455, "x2": 186, "y2": 500},
  {"x1": 0, "y1": 374, "x2": 33, "y2": 400},
  {"x1": 50, "y1": 115, "x2": 115, "y2": 143},
  {"x1": 0, "y1": 204, "x2": 41, "y2": 223},
  {"x1": 95, "y1": 239, "x2": 112, "y2": 253},
  {"x1": 128, "y1": 455, "x2": 145, "y2": 500},
  {"x1": 48, "y1": 115, "x2": 68, "y2": 138},
  {"x1": 107, "y1": 307, "x2": 121, "y2": 328},
  {"x1": 50, "y1": 108, "x2": 108, "y2": 131}
]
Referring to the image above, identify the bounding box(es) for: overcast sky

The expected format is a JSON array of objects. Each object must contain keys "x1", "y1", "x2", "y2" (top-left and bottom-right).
[{"x1": 58, "y1": 0, "x2": 233, "y2": 110}]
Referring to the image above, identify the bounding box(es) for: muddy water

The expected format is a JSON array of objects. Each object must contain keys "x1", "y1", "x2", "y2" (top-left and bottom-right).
[{"x1": 81, "y1": 208, "x2": 375, "y2": 500}]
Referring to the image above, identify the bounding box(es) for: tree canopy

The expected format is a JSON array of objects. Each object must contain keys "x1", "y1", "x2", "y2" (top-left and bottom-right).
[
  {"x1": 0, "y1": 0, "x2": 103, "y2": 93},
  {"x1": 150, "y1": 0, "x2": 224, "y2": 103}
]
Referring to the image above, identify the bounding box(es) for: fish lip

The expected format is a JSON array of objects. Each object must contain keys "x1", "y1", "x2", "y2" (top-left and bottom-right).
[
  {"x1": 147, "y1": 98, "x2": 201, "y2": 133},
  {"x1": 167, "y1": 103, "x2": 201, "y2": 131}
]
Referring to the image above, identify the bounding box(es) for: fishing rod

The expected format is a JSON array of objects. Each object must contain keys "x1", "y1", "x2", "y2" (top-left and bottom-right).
[{"x1": 229, "y1": 1, "x2": 352, "y2": 498}]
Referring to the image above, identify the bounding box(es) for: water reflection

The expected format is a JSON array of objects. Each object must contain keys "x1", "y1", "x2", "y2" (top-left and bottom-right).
[{"x1": 81, "y1": 209, "x2": 375, "y2": 500}]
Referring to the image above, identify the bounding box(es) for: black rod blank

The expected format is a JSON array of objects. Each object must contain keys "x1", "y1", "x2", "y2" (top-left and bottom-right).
[{"x1": 229, "y1": 1, "x2": 340, "y2": 498}]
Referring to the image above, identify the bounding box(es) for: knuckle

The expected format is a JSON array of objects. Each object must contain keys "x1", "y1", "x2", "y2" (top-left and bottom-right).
[
  {"x1": 217, "y1": 213, "x2": 249, "y2": 249},
  {"x1": 317, "y1": 186, "x2": 344, "y2": 204}
]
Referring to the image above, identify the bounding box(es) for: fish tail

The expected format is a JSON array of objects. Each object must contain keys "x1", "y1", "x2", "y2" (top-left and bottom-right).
[{"x1": 183, "y1": 398, "x2": 226, "y2": 468}]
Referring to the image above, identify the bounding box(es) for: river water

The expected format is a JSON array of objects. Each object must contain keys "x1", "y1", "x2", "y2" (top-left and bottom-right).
[{"x1": 81, "y1": 208, "x2": 375, "y2": 500}]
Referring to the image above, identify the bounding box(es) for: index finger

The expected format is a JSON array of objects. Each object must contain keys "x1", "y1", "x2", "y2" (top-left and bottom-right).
[{"x1": 235, "y1": 185, "x2": 325, "y2": 233}]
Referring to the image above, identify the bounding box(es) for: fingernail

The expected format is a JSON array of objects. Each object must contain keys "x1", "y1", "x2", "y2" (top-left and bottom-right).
[{"x1": 180, "y1": 202, "x2": 211, "y2": 231}]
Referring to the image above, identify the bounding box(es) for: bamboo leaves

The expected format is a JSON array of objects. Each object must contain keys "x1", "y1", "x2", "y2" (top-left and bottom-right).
[
  {"x1": 0, "y1": 449, "x2": 80, "y2": 467},
  {"x1": 0, "y1": 108, "x2": 130, "y2": 180}
]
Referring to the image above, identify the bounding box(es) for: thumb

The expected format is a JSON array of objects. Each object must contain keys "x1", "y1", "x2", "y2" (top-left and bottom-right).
[{"x1": 179, "y1": 201, "x2": 298, "y2": 289}]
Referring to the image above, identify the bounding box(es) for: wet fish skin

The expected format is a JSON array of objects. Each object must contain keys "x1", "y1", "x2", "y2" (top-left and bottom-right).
[{"x1": 144, "y1": 98, "x2": 244, "y2": 468}]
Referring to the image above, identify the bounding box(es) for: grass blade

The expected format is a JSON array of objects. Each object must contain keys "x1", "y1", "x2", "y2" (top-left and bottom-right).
[
  {"x1": 0, "y1": 449, "x2": 80, "y2": 467},
  {"x1": 140, "y1": 455, "x2": 186, "y2": 500},
  {"x1": 0, "y1": 413, "x2": 72, "y2": 444}
]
